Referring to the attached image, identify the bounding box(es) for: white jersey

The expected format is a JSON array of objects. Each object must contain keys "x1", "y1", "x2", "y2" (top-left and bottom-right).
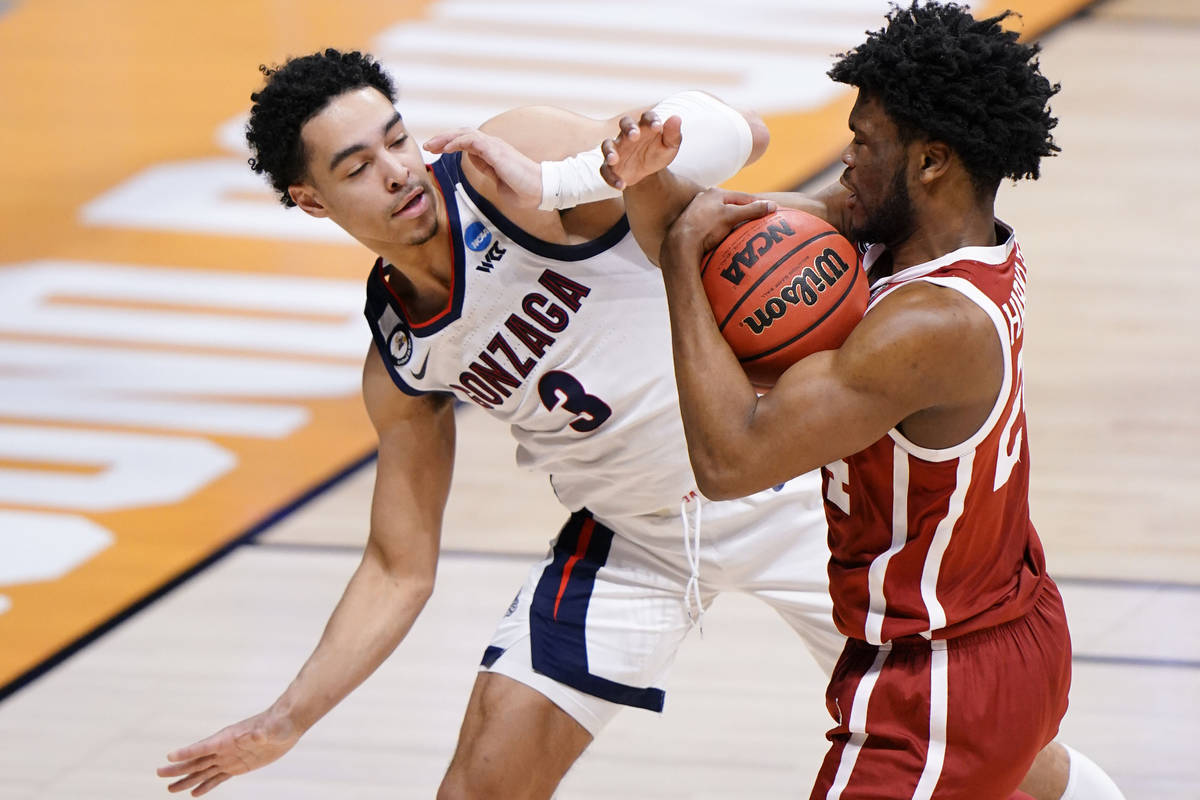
[{"x1": 365, "y1": 152, "x2": 696, "y2": 519}]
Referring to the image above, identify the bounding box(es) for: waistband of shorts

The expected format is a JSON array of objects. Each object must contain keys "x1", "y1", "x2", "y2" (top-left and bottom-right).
[{"x1": 849, "y1": 577, "x2": 1061, "y2": 653}]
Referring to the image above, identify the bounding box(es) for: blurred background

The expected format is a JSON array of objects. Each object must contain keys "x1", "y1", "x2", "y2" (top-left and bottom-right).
[{"x1": 0, "y1": 1, "x2": 1196, "y2": 797}]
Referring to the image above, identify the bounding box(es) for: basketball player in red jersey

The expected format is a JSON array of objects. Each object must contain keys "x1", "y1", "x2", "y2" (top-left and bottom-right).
[{"x1": 603, "y1": 2, "x2": 1126, "y2": 799}]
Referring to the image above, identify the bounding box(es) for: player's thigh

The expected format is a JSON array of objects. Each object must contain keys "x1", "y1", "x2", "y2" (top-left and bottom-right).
[
  {"x1": 721, "y1": 474, "x2": 844, "y2": 675},
  {"x1": 481, "y1": 509, "x2": 698, "y2": 734},
  {"x1": 809, "y1": 585, "x2": 1070, "y2": 799},
  {"x1": 439, "y1": 671, "x2": 592, "y2": 800}
]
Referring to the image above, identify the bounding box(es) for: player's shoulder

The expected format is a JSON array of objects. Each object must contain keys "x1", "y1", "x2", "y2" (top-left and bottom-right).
[
  {"x1": 870, "y1": 280, "x2": 985, "y2": 331},
  {"x1": 478, "y1": 106, "x2": 617, "y2": 162},
  {"x1": 824, "y1": 279, "x2": 998, "y2": 416},
  {"x1": 839, "y1": 281, "x2": 995, "y2": 378},
  {"x1": 362, "y1": 347, "x2": 451, "y2": 430}
]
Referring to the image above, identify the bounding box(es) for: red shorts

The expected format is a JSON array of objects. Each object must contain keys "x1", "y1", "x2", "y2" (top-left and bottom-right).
[{"x1": 809, "y1": 580, "x2": 1071, "y2": 800}]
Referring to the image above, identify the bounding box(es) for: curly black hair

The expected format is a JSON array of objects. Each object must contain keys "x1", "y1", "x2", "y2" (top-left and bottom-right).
[
  {"x1": 828, "y1": 1, "x2": 1060, "y2": 192},
  {"x1": 246, "y1": 48, "x2": 396, "y2": 206}
]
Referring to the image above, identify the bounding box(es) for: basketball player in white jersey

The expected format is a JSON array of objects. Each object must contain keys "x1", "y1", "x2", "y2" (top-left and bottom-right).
[
  {"x1": 156, "y1": 43, "x2": 1116, "y2": 799},
  {"x1": 156, "y1": 48, "x2": 843, "y2": 799},
  {"x1": 601, "y1": 3, "x2": 1126, "y2": 799}
]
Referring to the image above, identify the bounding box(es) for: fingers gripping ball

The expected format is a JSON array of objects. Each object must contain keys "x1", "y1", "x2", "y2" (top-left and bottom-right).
[{"x1": 700, "y1": 208, "x2": 867, "y2": 388}]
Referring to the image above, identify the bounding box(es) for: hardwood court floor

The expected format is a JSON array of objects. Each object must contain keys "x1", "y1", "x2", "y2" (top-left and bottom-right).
[{"x1": 1, "y1": 1, "x2": 1198, "y2": 798}]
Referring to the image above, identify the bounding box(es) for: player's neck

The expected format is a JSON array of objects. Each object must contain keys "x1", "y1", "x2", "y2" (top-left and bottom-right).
[
  {"x1": 376, "y1": 189, "x2": 454, "y2": 288},
  {"x1": 377, "y1": 238, "x2": 451, "y2": 287},
  {"x1": 888, "y1": 202, "x2": 997, "y2": 272},
  {"x1": 371, "y1": 192, "x2": 455, "y2": 322}
]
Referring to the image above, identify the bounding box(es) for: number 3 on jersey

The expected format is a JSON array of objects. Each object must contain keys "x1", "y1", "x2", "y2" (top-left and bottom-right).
[{"x1": 538, "y1": 371, "x2": 612, "y2": 432}]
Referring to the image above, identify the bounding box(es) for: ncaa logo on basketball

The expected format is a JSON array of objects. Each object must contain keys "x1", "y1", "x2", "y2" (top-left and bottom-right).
[
  {"x1": 465, "y1": 221, "x2": 493, "y2": 252},
  {"x1": 720, "y1": 218, "x2": 796, "y2": 286},
  {"x1": 387, "y1": 323, "x2": 414, "y2": 366}
]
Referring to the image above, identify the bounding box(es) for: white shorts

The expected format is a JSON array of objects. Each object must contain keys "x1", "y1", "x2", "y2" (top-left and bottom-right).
[{"x1": 479, "y1": 472, "x2": 842, "y2": 735}]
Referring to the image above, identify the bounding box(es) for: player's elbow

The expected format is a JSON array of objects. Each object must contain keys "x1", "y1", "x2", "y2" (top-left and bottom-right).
[
  {"x1": 365, "y1": 537, "x2": 437, "y2": 604},
  {"x1": 743, "y1": 111, "x2": 770, "y2": 165},
  {"x1": 691, "y1": 455, "x2": 754, "y2": 501},
  {"x1": 406, "y1": 572, "x2": 436, "y2": 606},
  {"x1": 695, "y1": 478, "x2": 739, "y2": 502}
]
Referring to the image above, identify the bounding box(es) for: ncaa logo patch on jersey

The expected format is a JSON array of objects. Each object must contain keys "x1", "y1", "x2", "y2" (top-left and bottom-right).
[
  {"x1": 465, "y1": 220, "x2": 493, "y2": 252},
  {"x1": 387, "y1": 323, "x2": 414, "y2": 367}
]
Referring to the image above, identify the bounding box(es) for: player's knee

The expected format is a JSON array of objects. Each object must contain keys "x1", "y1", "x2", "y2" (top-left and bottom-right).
[
  {"x1": 438, "y1": 673, "x2": 590, "y2": 800},
  {"x1": 438, "y1": 754, "x2": 539, "y2": 800},
  {"x1": 436, "y1": 682, "x2": 540, "y2": 800},
  {"x1": 744, "y1": 110, "x2": 771, "y2": 164}
]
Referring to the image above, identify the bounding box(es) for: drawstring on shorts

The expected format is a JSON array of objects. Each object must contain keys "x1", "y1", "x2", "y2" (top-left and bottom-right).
[{"x1": 681, "y1": 493, "x2": 704, "y2": 635}]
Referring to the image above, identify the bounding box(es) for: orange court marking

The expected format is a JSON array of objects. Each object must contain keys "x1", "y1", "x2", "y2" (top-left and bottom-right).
[{"x1": 0, "y1": 459, "x2": 107, "y2": 476}]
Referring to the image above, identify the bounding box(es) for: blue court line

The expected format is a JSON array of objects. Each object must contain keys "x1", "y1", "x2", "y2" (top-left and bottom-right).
[
  {"x1": 249, "y1": 539, "x2": 541, "y2": 562},
  {"x1": 224, "y1": 537, "x2": 1200, "y2": 672},
  {"x1": 250, "y1": 540, "x2": 1200, "y2": 595},
  {"x1": 251, "y1": 541, "x2": 1200, "y2": 594},
  {"x1": 1055, "y1": 576, "x2": 1200, "y2": 593},
  {"x1": 245, "y1": 542, "x2": 1200, "y2": 670},
  {"x1": 1074, "y1": 653, "x2": 1200, "y2": 671}
]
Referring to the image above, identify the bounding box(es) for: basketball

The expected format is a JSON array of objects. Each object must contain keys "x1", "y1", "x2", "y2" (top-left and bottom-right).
[{"x1": 700, "y1": 207, "x2": 867, "y2": 388}]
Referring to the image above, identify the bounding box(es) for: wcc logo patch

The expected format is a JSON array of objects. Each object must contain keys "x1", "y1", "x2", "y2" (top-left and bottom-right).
[
  {"x1": 465, "y1": 220, "x2": 506, "y2": 272},
  {"x1": 387, "y1": 322, "x2": 414, "y2": 367}
]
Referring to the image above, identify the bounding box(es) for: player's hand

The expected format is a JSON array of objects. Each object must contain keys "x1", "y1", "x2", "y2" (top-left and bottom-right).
[
  {"x1": 600, "y1": 111, "x2": 683, "y2": 190},
  {"x1": 661, "y1": 188, "x2": 777, "y2": 270},
  {"x1": 425, "y1": 128, "x2": 543, "y2": 209},
  {"x1": 156, "y1": 709, "x2": 300, "y2": 796}
]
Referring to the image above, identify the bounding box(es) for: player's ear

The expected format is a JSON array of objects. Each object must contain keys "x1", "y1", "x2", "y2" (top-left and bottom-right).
[
  {"x1": 289, "y1": 183, "x2": 328, "y2": 218},
  {"x1": 917, "y1": 140, "x2": 952, "y2": 184}
]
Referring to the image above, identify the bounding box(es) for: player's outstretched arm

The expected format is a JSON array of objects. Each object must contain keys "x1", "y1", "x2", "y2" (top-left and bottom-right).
[
  {"x1": 598, "y1": 105, "x2": 852, "y2": 247},
  {"x1": 656, "y1": 189, "x2": 1000, "y2": 499},
  {"x1": 424, "y1": 106, "x2": 635, "y2": 243},
  {"x1": 157, "y1": 348, "x2": 456, "y2": 796},
  {"x1": 424, "y1": 93, "x2": 767, "y2": 245},
  {"x1": 758, "y1": 181, "x2": 853, "y2": 240}
]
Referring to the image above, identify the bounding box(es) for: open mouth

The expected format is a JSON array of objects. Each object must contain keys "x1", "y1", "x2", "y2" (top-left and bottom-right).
[
  {"x1": 392, "y1": 187, "x2": 426, "y2": 218},
  {"x1": 840, "y1": 177, "x2": 858, "y2": 210}
]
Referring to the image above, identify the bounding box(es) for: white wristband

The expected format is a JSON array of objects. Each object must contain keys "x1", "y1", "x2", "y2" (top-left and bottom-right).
[
  {"x1": 539, "y1": 148, "x2": 620, "y2": 211},
  {"x1": 538, "y1": 90, "x2": 756, "y2": 211}
]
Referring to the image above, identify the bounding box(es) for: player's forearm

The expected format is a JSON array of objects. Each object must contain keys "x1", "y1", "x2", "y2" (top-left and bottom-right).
[
  {"x1": 658, "y1": 238, "x2": 762, "y2": 500},
  {"x1": 622, "y1": 171, "x2": 704, "y2": 266},
  {"x1": 270, "y1": 545, "x2": 433, "y2": 733},
  {"x1": 760, "y1": 183, "x2": 851, "y2": 237},
  {"x1": 542, "y1": 91, "x2": 755, "y2": 214}
]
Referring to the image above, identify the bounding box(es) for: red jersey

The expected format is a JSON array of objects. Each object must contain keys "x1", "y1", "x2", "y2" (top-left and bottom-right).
[{"x1": 820, "y1": 223, "x2": 1049, "y2": 644}]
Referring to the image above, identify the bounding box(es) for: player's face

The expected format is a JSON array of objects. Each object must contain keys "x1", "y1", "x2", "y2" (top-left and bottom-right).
[
  {"x1": 839, "y1": 93, "x2": 917, "y2": 246},
  {"x1": 290, "y1": 87, "x2": 439, "y2": 247}
]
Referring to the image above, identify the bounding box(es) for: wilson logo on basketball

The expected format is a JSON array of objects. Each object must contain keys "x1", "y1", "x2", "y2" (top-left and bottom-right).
[
  {"x1": 743, "y1": 248, "x2": 851, "y2": 335},
  {"x1": 720, "y1": 218, "x2": 796, "y2": 285}
]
